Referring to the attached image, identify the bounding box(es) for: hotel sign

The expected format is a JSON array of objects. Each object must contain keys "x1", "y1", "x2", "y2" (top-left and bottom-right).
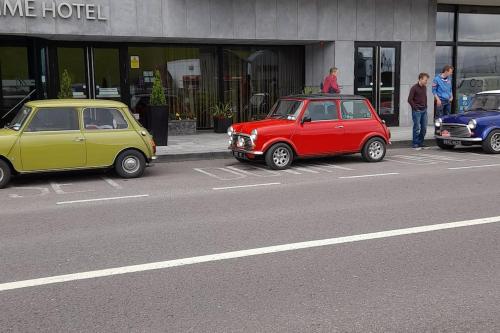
[{"x1": 0, "y1": 0, "x2": 108, "y2": 21}]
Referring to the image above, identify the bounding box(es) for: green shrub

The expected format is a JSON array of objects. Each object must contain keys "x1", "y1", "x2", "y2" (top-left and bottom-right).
[
  {"x1": 150, "y1": 70, "x2": 167, "y2": 106},
  {"x1": 211, "y1": 102, "x2": 233, "y2": 119},
  {"x1": 58, "y1": 69, "x2": 73, "y2": 99}
]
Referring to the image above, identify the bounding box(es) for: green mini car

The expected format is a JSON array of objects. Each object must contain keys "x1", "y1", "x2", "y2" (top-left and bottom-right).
[{"x1": 0, "y1": 99, "x2": 157, "y2": 189}]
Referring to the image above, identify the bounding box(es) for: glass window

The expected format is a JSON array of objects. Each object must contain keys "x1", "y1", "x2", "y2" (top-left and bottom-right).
[
  {"x1": 268, "y1": 99, "x2": 303, "y2": 119},
  {"x1": 128, "y1": 46, "x2": 219, "y2": 129},
  {"x1": 435, "y1": 46, "x2": 453, "y2": 77},
  {"x1": 224, "y1": 46, "x2": 304, "y2": 122},
  {"x1": 27, "y1": 108, "x2": 79, "y2": 132},
  {"x1": 57, "y1": 48, "x2": 87, "y2": 99},
  {"x1": 7, "y1": 106, "x2": 31, "y2": 131},
  {"x1": 468, "y1": 94, "x2": 500, "y2": 111},
  {"x1": 459, "y1": 13, "x2": 500, "y2": 42},
  {"x1": 436, "y1": 11, "x2": 455, "y2": 41},
  {"x1": 457, "y1": 47, "x2": 500, "y2": 112},
  {"x1": 83, "y1": 108, "x2": 128, "y2": 130},
  {"x1": 94, "y1": 49, "x2": 121, "y2": 100},
  {"x1": 341, "y1": 100, "x2": 372, "y2": 120},
  {"x1": 0, "y1": 46, "x2": 35, "y2": 125},
  {"x1": 303, "y1": 101, "x2": 338, "y2": 121}
]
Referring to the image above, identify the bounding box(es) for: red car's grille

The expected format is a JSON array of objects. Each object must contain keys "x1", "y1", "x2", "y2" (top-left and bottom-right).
[{"x1": 231, "y1": 134, "x2": 253, "y2": 151}]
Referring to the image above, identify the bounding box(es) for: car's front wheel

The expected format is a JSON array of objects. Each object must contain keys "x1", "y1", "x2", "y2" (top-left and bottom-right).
[
  {"x1": 265, "y1": 143, "x2": 294, "y2": 170},
  {"x1": 361, "y1": 137, "x2": 386, "y2": 162},
  {"x1": 482, "y1": 130, "x2": 500, "y2": 154},
  {"x1": 0, "y1": 159, "x2": 12, "y2": 189},
  {"x1": 115, "y1": 150, "x2": 146, "y2": 178},
  {"x1": 436, "y1": 139, "x2": 455, "y2": 150}
]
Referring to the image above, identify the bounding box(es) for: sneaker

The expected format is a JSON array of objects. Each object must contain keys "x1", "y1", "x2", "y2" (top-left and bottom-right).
[
  {"x1": 419, "y1": 144, "x2": 430, "y2": 150},
  {"x1": 413, "y1": 146, "x2": 422, "y2": 151}
]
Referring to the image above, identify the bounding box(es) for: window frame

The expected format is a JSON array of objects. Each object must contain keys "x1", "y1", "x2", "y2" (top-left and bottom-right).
[
  {"x1": 82, "y1": 107, "x2": 130, "y2": 131},
  {"x1": 301, "y1": 100, "x2": 340, "y2": 123},
  {"x1": 339, "y1": 99, "x2": 373, "y2": 121},
  {"x1": 25, "y1": 107, "x2": 81, "y2": 133}
]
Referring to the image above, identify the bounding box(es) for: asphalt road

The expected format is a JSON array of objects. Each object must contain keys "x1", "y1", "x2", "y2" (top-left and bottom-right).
[{"x1": 0, "y1": 146, "x2": 499, "y2": 332}]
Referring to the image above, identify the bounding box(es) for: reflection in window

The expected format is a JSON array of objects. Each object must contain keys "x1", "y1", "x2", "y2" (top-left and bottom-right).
[
  {"x1": 341, "y1": 100, "x2": 372, "y2": 120},
  {"x1": 436, "y1": 11, "x2": 454, "y2": 41},
  {"x1": 57, "y1": 48, "x2": 87, "y2": 99},
  {"x1": 0, "y1": 47, "x2": 35, "y2": 124},
  {"x1": 27, "y1": 108, "x2": 79, "y2": 132},
  {"x1": 457, "y1": 47, "x2": 500, "y2": 113},
  {"x1": 459, "y1": 13, "x2": 500, "y2": 42},
  {"x1": 435, "y1": 46, "x2": 453, "y2": 76},
  {"x1": 94, "y1": 49, "x2": 121, "y2": 100},
  {"x1": 128, "y1": 46, "x2": 218, "y2": 129},
  {"x1": 84, "y1": 108, "x2": 128, "y2": 130},
  {"x1": 304, "y1": 101, "x2": 338, "y2": 121}
]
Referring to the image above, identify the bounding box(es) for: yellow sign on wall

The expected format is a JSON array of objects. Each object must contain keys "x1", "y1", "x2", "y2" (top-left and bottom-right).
[{"x1": 130, "y1": 56, "x2": 140, "y2": 69}]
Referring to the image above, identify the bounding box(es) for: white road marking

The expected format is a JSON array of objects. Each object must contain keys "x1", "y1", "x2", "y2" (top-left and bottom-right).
[
  {"x1": 316, "y1": 163, "x2": 354, "y2": 171},
  {"x1": 213, "y1": 183, "x2": 281, "y2": 191},
  {"x1": 448, "y1": 164, "x2": 500, "y2": 170},
  {"x1": 194, "y1": 168, "x2": 245, "y2": 180},
  {"x1": 1, "y1": 215, "x2": 499, "y2": 292},
  {"x1": 8, "y1": 187, "x2": 50, "y2": 198},
  {"x1": 339, "y1": 173, "x2": 399, "y2": 179},
  {"x1": 385, "y1": 158, "x2": 426, "y2": 165},
  {"x1": 226, "y1": 166, "x2": 279, "y2": 178},
  {"x1": 50, "y1": 182, "x2": 92, "y2": 195},
  {"x1": 281, "y1": 169, "x2": 302, "y2": 175},
  {"x1": 293, "y1": 167, "x2": 320, "y2": 174},
  {"x1": 56, "y1": 194, "x2": 149, "y2": 205},
  {"x1": 101, "y1": 177, "x2": 123, "y2": 189}
]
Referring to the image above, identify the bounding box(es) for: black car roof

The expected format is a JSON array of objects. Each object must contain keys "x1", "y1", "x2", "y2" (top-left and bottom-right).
[{"x1": 283, "y1": 93, "x2": 366, "y2": 100}]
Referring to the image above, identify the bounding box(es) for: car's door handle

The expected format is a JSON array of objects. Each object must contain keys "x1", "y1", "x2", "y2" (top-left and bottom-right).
[
  {"x1": 74, "y1": 137, "x2": 86, "y2": 142},
  {"x1": 335, "y1": 125, "x2": 344, "y2": 129}
]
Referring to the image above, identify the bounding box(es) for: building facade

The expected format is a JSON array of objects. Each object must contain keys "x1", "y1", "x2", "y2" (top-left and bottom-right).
[{"x1": 0, "y1": 0, "x2": 498, "y2": 132}]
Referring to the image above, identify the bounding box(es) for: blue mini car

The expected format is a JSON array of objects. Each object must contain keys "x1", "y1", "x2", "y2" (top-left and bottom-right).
[{"x1": 435, "y1": 90, "x2": 500, "y2": 153}]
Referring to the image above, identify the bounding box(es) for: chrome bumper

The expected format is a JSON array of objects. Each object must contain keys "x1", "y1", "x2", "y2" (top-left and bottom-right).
[
  {"x1": 435, "y1": 136, "x2": 482, "y2": 142},
  {"x1": 229, "y1": 147, "x2": 264, "y2": 155}
]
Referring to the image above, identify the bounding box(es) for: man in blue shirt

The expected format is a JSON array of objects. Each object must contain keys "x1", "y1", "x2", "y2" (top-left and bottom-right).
[{"x1": 432, "y1": 65, "x2": 454, "y2": 118}]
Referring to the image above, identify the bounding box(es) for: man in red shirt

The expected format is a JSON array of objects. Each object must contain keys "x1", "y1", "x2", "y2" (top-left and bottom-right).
[{"x1": 322, "y1": 67, "x2": 340, "y2": 94}]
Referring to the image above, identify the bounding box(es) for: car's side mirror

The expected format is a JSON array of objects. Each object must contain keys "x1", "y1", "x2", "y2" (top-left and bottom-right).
[{"x1": 301, "y1": 116, "x2": 312, "y2": 124}]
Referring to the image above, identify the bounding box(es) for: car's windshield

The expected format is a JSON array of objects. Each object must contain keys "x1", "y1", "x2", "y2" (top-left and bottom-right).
[
  {"x1": 469, "y1": 94, "x2": 500, "y2": 112},
  {"x1": 267, "y1": 100, "x2": 303, "y2": 119},
  {"x1": 6, "y1": 106, "x2": 31, "y2": 130}
]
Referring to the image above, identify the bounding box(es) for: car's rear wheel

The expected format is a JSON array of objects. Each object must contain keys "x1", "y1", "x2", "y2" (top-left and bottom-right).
[
  {"x1": 0, "y1": 159, "x2": 12, "y2": 189},
  {"x1": 361, "y1": 137, "x2": 386, "y2": 162},
  {"x1": 436, "y1": 139, "x2": 455, "y2": 150},
  {"x1": 482, "y1": 130, "x2": 500, "y2": 154},
  {"x1": 115, "y1": 150, "x2": 146, "y2": 178},
  {"x1": 265, "y1": 143, "x2": 293, "y2": 170}
]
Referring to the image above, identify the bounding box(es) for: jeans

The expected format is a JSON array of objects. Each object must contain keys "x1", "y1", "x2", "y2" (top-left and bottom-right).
[
  {"x1": 435, "y1": 101, "x2": 451, "y2": 118},
  {"x1": 412, "y1": 108, "x2": 428, "y2": 147}
]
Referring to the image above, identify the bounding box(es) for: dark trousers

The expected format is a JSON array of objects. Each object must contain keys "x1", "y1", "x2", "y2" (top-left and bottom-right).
[
  {"x1": 412, "y1": 108, "x2": 428, "y2": 147},
  {"x1": 435, "y1": 101, "x2": 451, "y2": 118}
]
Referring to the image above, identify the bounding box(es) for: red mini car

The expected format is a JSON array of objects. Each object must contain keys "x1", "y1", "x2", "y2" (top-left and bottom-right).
[{"x1": 228, "y1": 94, "x2": 391, "y2": 169}]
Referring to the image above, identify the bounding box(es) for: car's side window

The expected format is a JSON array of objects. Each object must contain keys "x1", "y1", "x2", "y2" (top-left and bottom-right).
[
  {"x1": 83, "y1": 108, "x2": 129, "y2": 130},
  {"x1": 303, "y1": 101, "x2": 338, "y2": 121},
  {"x1": 26, "y1": 108, "x2": 79, "y2": 132},
  {"x1": 341, "y1": 100, "x2": 372, "y2": 120}
]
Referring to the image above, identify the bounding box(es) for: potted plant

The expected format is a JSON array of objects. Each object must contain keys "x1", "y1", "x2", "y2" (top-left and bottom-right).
[
  {"x1": 212, "y1": 102, "x2": 233, "y2": 133},
  {"x1": 148, "y1": 70, "x2": 169, "y2": 146},
  {"x1": 58, "y1": 69, "x2": 73, "y2": 99}
]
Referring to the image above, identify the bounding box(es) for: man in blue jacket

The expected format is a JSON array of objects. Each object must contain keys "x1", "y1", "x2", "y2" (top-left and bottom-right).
[{"x1": 432, "y1": 65, "x2": 454, "y2": 118}]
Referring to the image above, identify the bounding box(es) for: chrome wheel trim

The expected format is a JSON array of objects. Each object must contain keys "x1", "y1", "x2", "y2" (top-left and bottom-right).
[
  {"x1": 273, "y1": 147, "x2": 290, "y2": 167},
  {"x1": 491, "y1": 133, "x2": 500, "y2": 152},
  {"x1": 368, "y1": 141, "x2": 384, "y2": 160},
  {"x1": 122, "y1": 156, "x2": 141, "y2": 174},
  {"x1": 0, "y1": 168, "x2": 3, "y2": 182}
]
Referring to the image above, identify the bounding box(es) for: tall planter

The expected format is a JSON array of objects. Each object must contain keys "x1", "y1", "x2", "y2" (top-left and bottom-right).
[
  {"x1": 149, "y1": 105, "x2": 169, "y2": 146},
  {"x1": 213, "y1": 117, "x2": 233, "y2": 134}
]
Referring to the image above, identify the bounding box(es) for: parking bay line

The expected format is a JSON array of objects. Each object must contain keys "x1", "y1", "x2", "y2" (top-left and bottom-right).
[
  {"x1": 339, "y1": 172, "x2": 399, "y2": 179},
  {"x1": 448, "y1": 164, "x2": 500, "y2": 170},
  {"x1": 56, "y1": 194, "x2": 150, "y2": 205},
  {"x1": 1, "y1": 215, "x2": 500, "y2": 292},
  {"x1": 213, "y1": 183, "x2": 281, "y2": 191}
]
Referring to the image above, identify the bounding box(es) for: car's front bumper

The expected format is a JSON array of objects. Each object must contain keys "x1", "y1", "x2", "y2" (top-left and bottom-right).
[
  {"x1": 435, "y1": 135, "x2": 482, "y2": 142},
  {"x1": 229, "y1": 147, "x2": 264, "y2": 158}
]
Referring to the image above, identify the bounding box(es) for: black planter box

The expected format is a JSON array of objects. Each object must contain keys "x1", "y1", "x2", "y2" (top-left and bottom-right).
[
  {"x1": 148, "y1": 105, "x2": 169, "y2": 146},
  {"x1": 214, "y1": 117, "x2": 233, "y2": 133}
]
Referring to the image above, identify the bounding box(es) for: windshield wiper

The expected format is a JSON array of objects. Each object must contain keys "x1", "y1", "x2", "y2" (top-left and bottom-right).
[{"x1": 269, "y1": 114, "x2": 287, "y2": 119}]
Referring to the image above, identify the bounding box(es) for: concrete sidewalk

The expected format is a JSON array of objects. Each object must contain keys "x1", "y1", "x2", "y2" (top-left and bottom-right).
[{"x1": 156, "y1": 126, "x2": 435, "y2": 161}]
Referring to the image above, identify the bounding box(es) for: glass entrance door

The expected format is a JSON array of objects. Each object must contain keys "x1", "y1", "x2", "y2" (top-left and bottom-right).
[
  {"x1": 355, "y1": 43, "x2": 400, "y2": 126},
  {"x1": 93, "y1": 48, "x2": 122, "y2": 101},
  {"x1": 57, "y1": 47, "x2": 89, "y2": 99}
]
